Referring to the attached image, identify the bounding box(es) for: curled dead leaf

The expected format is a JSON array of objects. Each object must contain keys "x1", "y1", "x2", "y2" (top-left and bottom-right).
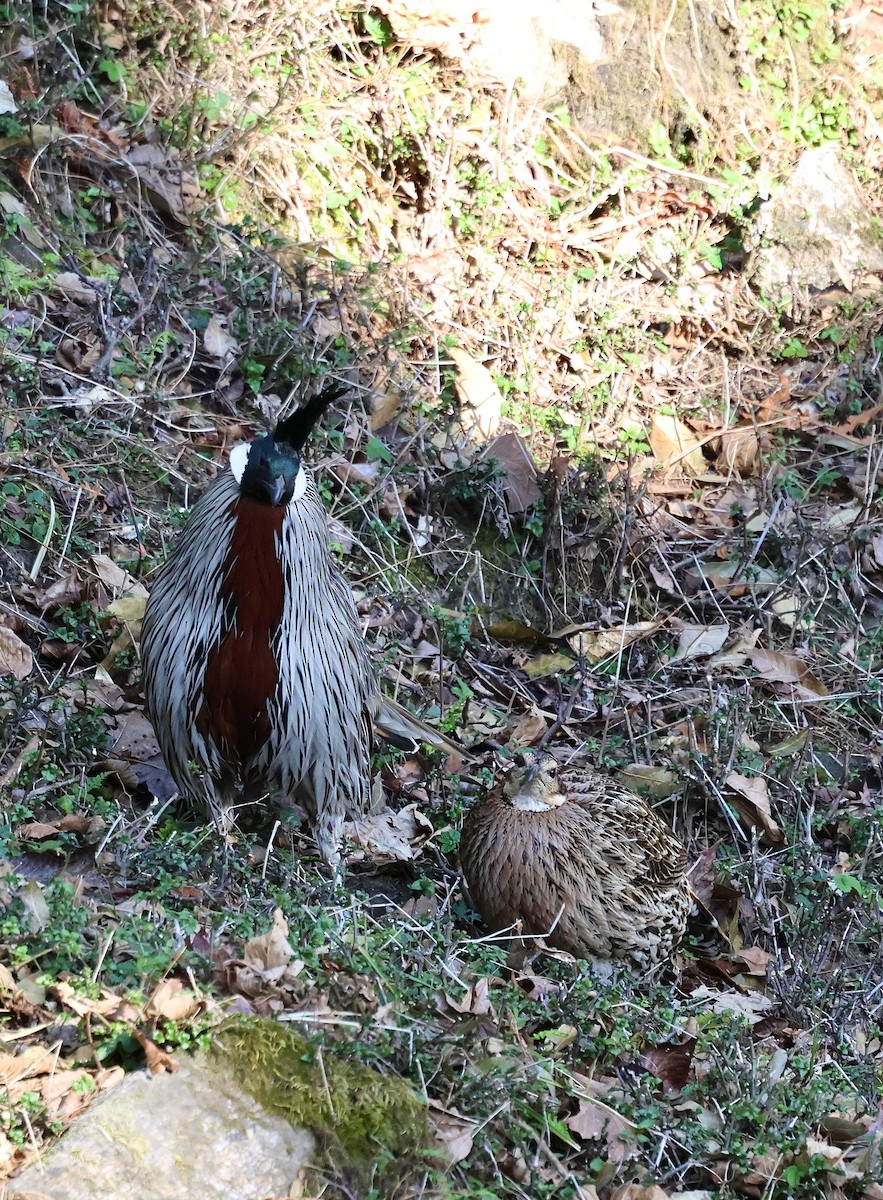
[
  {"x1": 506, "y1": 708, "x2": 549, "y2": 747},
  {"x1": 449, "y1": 346, "x2": 502, "y2": 440},
  {"x1": 650, "y1": 413, "x2": 705, "y2": 476},
  {"x1": 717, "y1": 426, "x2": 759, "y2": 476},
  {"x1": 146, "y1": 978, "x2": 201, "y2": 1021},
  {"x1": 0, "y1": 626, "x2": 33, "y2": 680},
  {"x1": 482, "y1": 432, "x2": 541, "y2": 513},
  {"x1": 747, "y1": 647, "x2": 828, "y2": 700},
  {"x1": 203, "y1": 315, "x2": 239, "y2": 359},
  {"x1": 428, "y1": 1100, "x2": 476, "y2": 1164},
  {"x1": 616, "y1": 764, "x2": 680, "y2": 799},
  {"x1": 724, "y1": 771, "x2": 783, "y2": 843},
  {"x1": 669, "y1": 622, "x2": 729, "y2": 663},
  {"x1": 344, "y1": 803, "x2": 432, "y2": 865},
  {"x1": 90, "y1": 554, "x2": 148, "y2": 600},
  {"x1": 242, "y1": 908, "x2": 299, "y2": 981},
  {"x1": 559, "y1": 621, "x2": 658, "y2": 662},
  {"x1": 133, "y1": 1028, "x2": 179, "y2": 1075}
]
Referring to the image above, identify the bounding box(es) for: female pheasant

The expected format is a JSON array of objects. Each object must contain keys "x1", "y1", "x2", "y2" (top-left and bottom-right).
[
  {"x1": 140, "y1": 386, "x2": 379, "y2": 867},
  {"x1": 459, "y1": 751, "x2": 694, "y2": 980}
]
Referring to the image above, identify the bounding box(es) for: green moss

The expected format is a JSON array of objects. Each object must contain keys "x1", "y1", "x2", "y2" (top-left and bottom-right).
[{"x1": 212, "y1": 1017, "x2": 429, "y2": 1187}]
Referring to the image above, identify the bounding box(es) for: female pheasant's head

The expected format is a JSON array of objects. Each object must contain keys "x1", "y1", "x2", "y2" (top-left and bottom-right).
[
  {"x1": 504, "y1": 751, "x2": 566, "y2": 812},
  {"x1": 228, "y1": 385, "x2": 343, "y2": 506}
]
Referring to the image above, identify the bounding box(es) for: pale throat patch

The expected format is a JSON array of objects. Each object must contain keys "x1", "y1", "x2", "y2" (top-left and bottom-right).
[{"x1": 510, "y1": 786, "x2": 567, "y2": 812}]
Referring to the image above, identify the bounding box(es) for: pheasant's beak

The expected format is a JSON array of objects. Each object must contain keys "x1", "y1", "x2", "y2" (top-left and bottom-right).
[
  {"x1": 521, "y1": 761, "x2": 541, "y2": 784},
  {"x1": 270, "y1": 474, "x2": 287, "y2": 505}
]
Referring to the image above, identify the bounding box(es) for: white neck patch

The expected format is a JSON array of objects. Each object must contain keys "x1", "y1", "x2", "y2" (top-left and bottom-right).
[
  {"x1": 291, "y1": 464, "x2": 308, "y2": 501},
  {"x1": 229, "y1": 441, "x2": 250, "y2": 483}
]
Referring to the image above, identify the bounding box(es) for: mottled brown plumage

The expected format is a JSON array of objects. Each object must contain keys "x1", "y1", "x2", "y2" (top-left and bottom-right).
[{"x1": 459, "y1": 751, "x2": 692, "y2": 979}]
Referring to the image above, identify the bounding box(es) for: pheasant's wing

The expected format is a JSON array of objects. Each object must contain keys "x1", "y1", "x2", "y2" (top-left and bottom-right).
[
  {"x1": 563, "y1": 769, "x2": 687, "y2": 890},
  {"x1": 375, "y1": 696, "x2": 470, "y2": 760}
]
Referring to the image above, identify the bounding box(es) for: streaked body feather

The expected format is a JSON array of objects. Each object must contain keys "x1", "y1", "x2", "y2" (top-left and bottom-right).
[
  {"x1": 460, "y1": 759, "x2": 691, "y2": 978},
  {"x1": 141, "y1": 464, "x2": 378, "y2": 861}
]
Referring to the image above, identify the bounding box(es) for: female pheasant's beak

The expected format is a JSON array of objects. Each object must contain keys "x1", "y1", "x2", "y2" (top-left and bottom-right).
[{"x1": 521, "y1": 760, "x2": 541, "y2": 784}]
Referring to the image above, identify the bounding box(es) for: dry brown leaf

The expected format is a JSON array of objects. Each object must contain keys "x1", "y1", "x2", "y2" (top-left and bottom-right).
[
  {"x1": 566, "y1": 622, "x2": 658, "y2": 662},
  {"x1": 428, "y1": 1100, "x2": 476, "y2": 1164},
  {"x1": 707, "y1": 626, "x2": 762, "y2": 667},
  {"x1": 685, "y1": 561, "x2": 780, "y2": 594},
  {"x1": 566, "y1": 1092, "x2": 634, "y2": 1163},
  {"x1": 90, "y1": 553, "x2": 148, "y2": 599},
  {"x1": 669, "y1": 622, "x2": 729, "y2": 662},
  {"x1": 725, "y1": 771, "x2": 783, "y2": 843},
  {"x1": 482, "y1": 432, "x2": 541, "y2": 513},
  {"x1": 735, "y1": 945, "x2": 772, "y2": 976},
  {"x1": 449, "y1": 346, "x2": 502, "y2": 439},
  {"x1": 506, "y1": 708, "x2": 548, "y2": 746},
  {"x1": 331, "y1": 459, "x2": 380, "y2": 487},
  {"x1": 104, "y1": 709, "x2": 165, "y2": 769},
  {"x1": 691, "y1": 984, "x2": 773, "y2": 1023},
  {"x1": 0, "y1": 626, "x2": 33, "y2": 680},
  {"x1": 203, "y1": 315, "x2": 239, "y2": 359},
  {"x1": 611, "y1": 1185, "x2": 672, "y2": 1200},
  {"x1": 0, "y1": 1045, "x2": 54, "y2": 1084},
  {"x1": 446, "y1": 977, "x2": 494, "y2": 1016},
  {"x1": 344, "y1": 803, "x2": 432, "y2": 865},
  {"x1": 133, "y1": 1028, "x2": 179, "y2": 1075},
  {"x1": 748, "y1": 647, "x2": 828, "y2": 699},
  {"x1": 52, "y1": 270, "x2": 99, "y2": 302},
  {"x1": 650, "y1": 413, "x2": 705, "y2": 476},
  {"x1": 369, "y1": 388, "x2": 402, "y2": 431},
  {"x1": 52, "y1": 981, "x2": 137, "y2": 1020},
  {"x1": 18, "y1": 813, "x2": 102, "y2": 839},
  {"x1": 126, "y1": 143, "x2": 200, "y2": 222},
  {"x1": 717, "y1": 427, "x2": 759, "y2": 475},
  {"x1": 242, "y1": 908, "x2": 300, "y2": 981},
  {"x1": 35, "y1": 571, "x2": 83, "y2": 610},
  {"x1": 146, "y1": 979, "x2": 201, "y2": 1021},
  {"x1": 524, "y1": 652, "x2": 572, "y2": 678},
  {"x1": 639, "y1": 1032, "x2": 697, "y2": 1094}
]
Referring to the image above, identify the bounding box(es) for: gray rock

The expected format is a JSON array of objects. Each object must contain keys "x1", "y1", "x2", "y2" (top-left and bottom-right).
[
  {"x1": 377, "y1": 0, "x2": 739, "y2": 144},
  {"x1": 752, "y1": 145, "x2": 883, "y2": 304},
  {"x1": 5, "y1": 1055, "x2": 313, "y2": 1200}
]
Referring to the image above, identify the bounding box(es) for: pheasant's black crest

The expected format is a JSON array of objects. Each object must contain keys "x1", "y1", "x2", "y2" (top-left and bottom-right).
[{"x1": 274, "y1": 383, "x2": 347, "y2": 452}]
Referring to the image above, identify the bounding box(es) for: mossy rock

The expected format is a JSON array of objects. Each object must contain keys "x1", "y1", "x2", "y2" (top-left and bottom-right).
[{"x1": 212, "y1": 1016, "x2": 429, "y2": 1188}]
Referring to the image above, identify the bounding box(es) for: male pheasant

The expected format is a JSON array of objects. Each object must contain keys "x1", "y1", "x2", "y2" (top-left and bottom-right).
[
  {"x1": 459, "y1": 751, "x2": 696, "y2": 980},
  {"x1": 140, "y1": 385, "x2": 380, "y2": 866}
]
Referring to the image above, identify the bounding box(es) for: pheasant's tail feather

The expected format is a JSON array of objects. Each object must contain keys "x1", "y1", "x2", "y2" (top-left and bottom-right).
[
  {"x1": 275, "y1": 381, "x2": 351, "y2": 452},
  {"x1": 375, "y1": 696, "x2": 470, "y2": 762},
  {"x1": 685, "y1": 888, "x2": 729, "y2": 959}
]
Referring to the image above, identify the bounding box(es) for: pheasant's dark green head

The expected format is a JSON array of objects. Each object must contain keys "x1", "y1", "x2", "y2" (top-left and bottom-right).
[
  {"x1": 232, "y1": 434, "x2": 304, "y2": 506},
  {"x1": 228, "y1": 382, "x2": 347, "y2": 506}
]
